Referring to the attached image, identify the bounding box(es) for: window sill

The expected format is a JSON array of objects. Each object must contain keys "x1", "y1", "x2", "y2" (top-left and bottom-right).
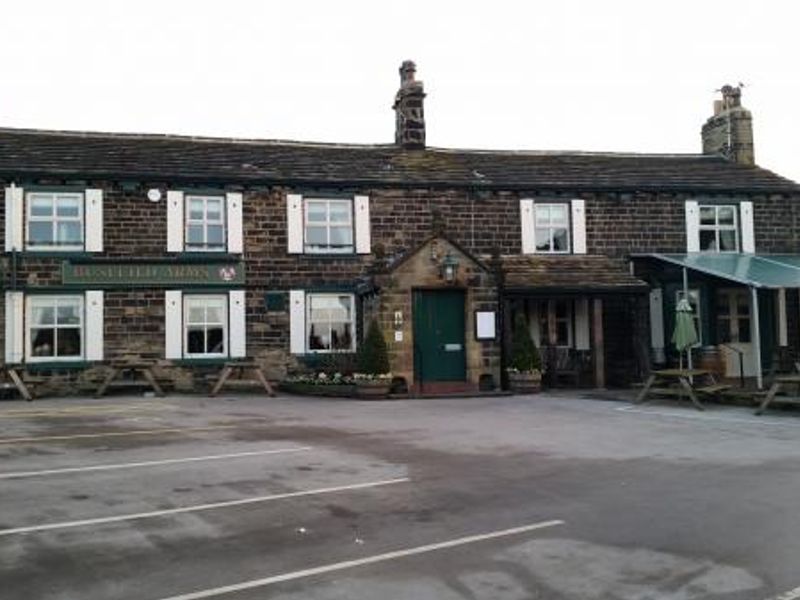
[{"x1": 13, "y1": 251, "x2": 91, "y2": 258}]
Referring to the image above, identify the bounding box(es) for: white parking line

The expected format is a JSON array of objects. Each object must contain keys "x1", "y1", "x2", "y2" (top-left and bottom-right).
[
  {"x1": 0, "y1": 477, "x2": 410, "y2": 537},
  {"x1": 616, "y1": 406, "x2": 800, "y2": 427},
  {"x1": 155, "y1": 519, "x2": 565, "y2": 600},
  {"x1": 766, "y1": 586, "x2": 800, "y2": 600},
  {"x1": 0, "y1": 447, "x2": 313, "y2": 480}
]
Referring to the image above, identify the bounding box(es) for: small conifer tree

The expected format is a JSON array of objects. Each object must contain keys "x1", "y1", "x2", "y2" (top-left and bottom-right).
[
  {"x1": 510, "y1": 313, "x2": 542, "y2": 372},
  {"x1": 357, "y1": 319, "x2": 391, "y2": 375}
]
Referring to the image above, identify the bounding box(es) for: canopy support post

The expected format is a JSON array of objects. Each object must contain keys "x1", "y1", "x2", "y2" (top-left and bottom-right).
[{"x1": 751, "y1": 286, "x2": 763, "y2": 390}]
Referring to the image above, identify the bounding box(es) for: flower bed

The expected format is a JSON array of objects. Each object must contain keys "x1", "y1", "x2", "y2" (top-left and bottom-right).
[{"x1": 280, "y1": 372, "x2": 392, "y2": 399}]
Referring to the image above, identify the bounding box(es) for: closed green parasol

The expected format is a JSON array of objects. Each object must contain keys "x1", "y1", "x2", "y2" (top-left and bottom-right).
[{"x1": 672, "y1": 298, "x2": 698, "y2": 370}]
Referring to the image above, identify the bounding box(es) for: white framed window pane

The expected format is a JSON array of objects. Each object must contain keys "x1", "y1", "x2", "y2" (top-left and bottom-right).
[
  {"x1": 552, "y1": 228, "x2": 569, "y2": 251},
  {"x1": 699, "y1": 230, "x2": 717, "y2": 251},
  {"x1": 329, "y1": 226, "x2": 352, "y2": 246},
  {"x1": 305, "y1": 226, "x2": 327, "y2": 246},
  {"x1": 186, "y1": 225, "x2": 204, "y2": 245},
  {"x1": 187, "y1": 306, "x2": 205, "y2": 323},
  {"x1": 188, "y1": 200, "x2": 205, "y2": 220},
  {"x1": 717, "y1": 206, "x2": 735, "y2": 225},
  {"x1": 719, "y1": 230, "x2": 737, "y2": 251},
  {"x1": 535, "y1": 229, "x2": 551, "y2": 252},
  {"x1": 29, "y1": 222, "x2": 53, "y2": 245},
  {"x1": 534, "y1": 205, "x2": 550, "y2": 225},
  {"x1": 31, "y1": 305, "x2": 55, "y2": 325},
  {"x1": 57, "y1": 328, "x2": 82, "y2": 357},
  {"x1": 55, "y1": 197, "x2": 81, "y2": 217},
  {"x1": 699, "y1": 206, "x2": 716, "y2": 225},
  {"x1": 206, "y1": 305, "x2": 224, "y2": 324},
  {"x1": 207, "y1": 225, "x2": 224, "y2": 246},
  {"x1": 187, "y1": 327, "x2": 206, "y2": 354},
  {"x1": 550, "y1": 205, "x2": 567, "y2": 224},
  {"x1": 57, "y1": 303, "x2": 81, "y2": 325},
  {"x1": 57, "y1": 222, "x2": 82, "y2": 244},
  {"x1": 306, "y1": 202, "x2": 327, "y2": 222},
  {"x1": 30, "y1": 196, "x2": 54, "y2": 216},
  {"x1": 306, "y1": 294, "x2": 355, "y2": 352},
  {"x1": 31, "y1": 329, "x2": 55, "y2": 356},
  {"x1": 205, "y1": 199, "x2": 223, "y2": 221},
  {"x1": 207, "y1": 327, "x2": 225, "y2": 353},
  {"x1": 328, "y1": 202, "x2": 351, "y2": 223}
]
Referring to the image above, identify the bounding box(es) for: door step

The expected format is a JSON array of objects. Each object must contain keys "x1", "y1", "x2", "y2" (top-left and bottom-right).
[{"x1": 415, "y1": 381, "x2": 478, "y2": 395}]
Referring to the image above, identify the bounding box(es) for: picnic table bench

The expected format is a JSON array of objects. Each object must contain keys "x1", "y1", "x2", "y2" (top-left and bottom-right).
[
  {"x1": 209, "y1": 360, "x2": 276, "y2": 397},
  {"x1": 755, "y1": 374, "x2": 800, "y2": 416},
  {"x1": 0, "y1": 366, "x2": 36, "y2": 401},
  {"x1": 94, "y1": 358, "x2": 165, "y2": 398},
  {"x1": 635, "y1": 368, "x2": 731, "y2": 411}
]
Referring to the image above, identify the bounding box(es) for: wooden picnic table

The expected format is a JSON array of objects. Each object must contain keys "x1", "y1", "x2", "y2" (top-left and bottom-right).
[
  {"x1": 1, "y1": 366, "x2": 34, "y2": 401},
  {"x1": 209, "y1": 360, "x2": 276, "y2": 397},
  {"x1": 755, "y1": 374, "x2": 800, "y2": 415},
  {"x1": 95, "y1": 359, "x2": 165, "y2": 398},
  {"x1": 635, "y1": 368, "x2": 730, "y2": 411}
]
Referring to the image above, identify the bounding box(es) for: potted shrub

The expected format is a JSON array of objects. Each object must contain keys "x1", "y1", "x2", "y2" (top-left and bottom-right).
[
  {"x1": 507, "y1": 313, "x2": 543, "y2": 394},
  {"x1": 354, "y1": 319, "x2": 392, "y2": 399}
]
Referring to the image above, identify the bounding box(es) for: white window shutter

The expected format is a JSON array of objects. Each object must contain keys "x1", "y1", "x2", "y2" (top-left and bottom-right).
[
  {"x1": 571, "y1": 199, "x2": 587, "y2": 254},
  {"x1": 4, "y1": 186, "x2": 23, "y2": 251},
  {"x1": 740, "y1": 200, "x2": 755, "y2": 253},
  {"x1": 685, "y1": 200, "x2": 700, "y2": 252},
  {"x1": 354, "y1": 195, "x2": 371, "y2": 254},
  {"x1": 85, "y1": 189, "x2": 104, "y2": 252},
  {"x1": 5, "y1": 291, "x2": 23, "y2": 363},
  {"x1": 229, "y1": 290, "x2": 246, "y2": 358},
  {"x1": 574, "y1": 298, "x2": 590, "y2": 350},
  {"x1": 520, "y1": 198, "x2": 535, "y2": 254},
  {"x1": 287, "y1": 193, "x2": 304, "y2": 253},
  {"x1": 289, "y1": 290, "x2": 306, "y2": 354},
  {"x1": 85, "y1": 290, "x2": 104, "y2": 361},
  {"x1": 226, "y1": 192, "x2": 243, "y2": 254},
  {"x1": 164, "y1": 290, "x2": 183, "y2": 359},
  {"x1": 649, "y1": 288, "x2": 666, "y2": 362},
  {"x1": 167, "y1": 191, "x2": 185, "y2": 252}
]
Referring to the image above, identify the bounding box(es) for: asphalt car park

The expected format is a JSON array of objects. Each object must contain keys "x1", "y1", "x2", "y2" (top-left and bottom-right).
[{"x1": 2, "y1": 392, "x2": 800, "y2": 600}]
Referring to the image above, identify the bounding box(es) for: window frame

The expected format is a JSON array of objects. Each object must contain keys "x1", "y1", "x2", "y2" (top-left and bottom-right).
[
  {"x1": 303, "y1": 197, "x2": 355, "y2": 255},
  {"x1": 305, "y1": 292, "x2": 356, "y2": 353},
  {"x1": 25, "y1": 295, "x2": 85, "y2": 362},
  {"x1": 716, "y1": 288, "x2": 751, "y2": 344},
  {"x1": 533, "y1": 202, "x2": 571, "y2": 254},
  {"x1": 184, "y1": 194, "x2": 227, "y2": 252},
  {"x1": 25, "y1": 191, "x2": 85, "y2": 251},
  {"x1": 183, "y1": 294, "x2": 229, "y2": 359},
  {"x1": 698, "y1": 204, "x2": 739, "y2": 253}
]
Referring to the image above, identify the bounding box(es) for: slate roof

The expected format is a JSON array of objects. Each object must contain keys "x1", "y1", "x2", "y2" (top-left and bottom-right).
[
  {"x1": 501, "y1": 255, "x2": 648, "y2": 293},
  {"x1": 0, "y1": 127, "x2": 798, "y2": 193}
]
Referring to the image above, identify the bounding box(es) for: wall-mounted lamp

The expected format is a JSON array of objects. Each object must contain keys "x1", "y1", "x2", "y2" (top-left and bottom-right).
[{"x1": 440, "y1": 252, "x2": 460, "y2": 283}]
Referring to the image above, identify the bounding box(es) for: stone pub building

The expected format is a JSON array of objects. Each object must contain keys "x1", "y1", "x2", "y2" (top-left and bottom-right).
[{"x1": 1, "y1": 63, "x2": 799, "y2": 396}]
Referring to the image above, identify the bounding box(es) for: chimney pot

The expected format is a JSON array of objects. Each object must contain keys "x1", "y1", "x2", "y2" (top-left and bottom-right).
[
  {"x1": 701, "y1": 84, "x2": 754, "y2": 166},
  {"x1": 393, "y1": 60, "x2": 426, "y2": 150}
]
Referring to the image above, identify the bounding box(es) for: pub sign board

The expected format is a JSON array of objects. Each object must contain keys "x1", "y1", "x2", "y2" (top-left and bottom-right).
[{"x1": 62, "y1": 261, "x2": 245, "y2": 287}]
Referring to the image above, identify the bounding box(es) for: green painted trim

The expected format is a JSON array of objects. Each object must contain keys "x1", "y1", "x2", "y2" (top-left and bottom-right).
[
  {"x1": 24, "y1": 361, "x2": 93, "y2": 371},
  {"x1": 171, "y1": 358, "x2": 229, "y2": 366},
  {"x1": 16, "y1": 252, "x2": 90, "y2": 259},
  {"x1": 22, "y1": 184, "x2": 87, "y2": 193},
  {"x1": 69, "y1": 255, "x2": 241, "y2": 264}
]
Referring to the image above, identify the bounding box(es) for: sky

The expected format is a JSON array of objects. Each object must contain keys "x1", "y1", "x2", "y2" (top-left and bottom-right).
[{"x1": 1, "y1": 0, "x2": 798, "y2": 183}]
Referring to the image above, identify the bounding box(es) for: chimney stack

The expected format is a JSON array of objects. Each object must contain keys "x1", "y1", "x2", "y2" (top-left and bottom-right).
[
  {"x1": 701, "y1": 84, "x2": 755, "y2": 166},
  {"x1": 393, "y1": 60, "x2": 426, "y2": 149}
]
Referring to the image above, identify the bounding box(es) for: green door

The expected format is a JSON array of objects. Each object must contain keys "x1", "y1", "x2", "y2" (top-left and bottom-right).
[{"x1": 413, "y1": 290, "x2": 467, "y2": 382}]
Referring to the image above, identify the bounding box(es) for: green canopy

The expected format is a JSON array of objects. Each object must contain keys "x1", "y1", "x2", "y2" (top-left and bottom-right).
[{"x1": 639, "y1": 254, "x2": 800, "y2": 289}]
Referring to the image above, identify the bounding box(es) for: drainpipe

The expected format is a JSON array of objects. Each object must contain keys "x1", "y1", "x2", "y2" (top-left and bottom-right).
[{"x1": 750, "y1": 286, "x2": 763, "y2": 389}]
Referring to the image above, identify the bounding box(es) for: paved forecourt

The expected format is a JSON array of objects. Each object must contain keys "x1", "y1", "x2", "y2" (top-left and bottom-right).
[{"x1": 1, "y1": 393, "x2": 800, "y2": 599}]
